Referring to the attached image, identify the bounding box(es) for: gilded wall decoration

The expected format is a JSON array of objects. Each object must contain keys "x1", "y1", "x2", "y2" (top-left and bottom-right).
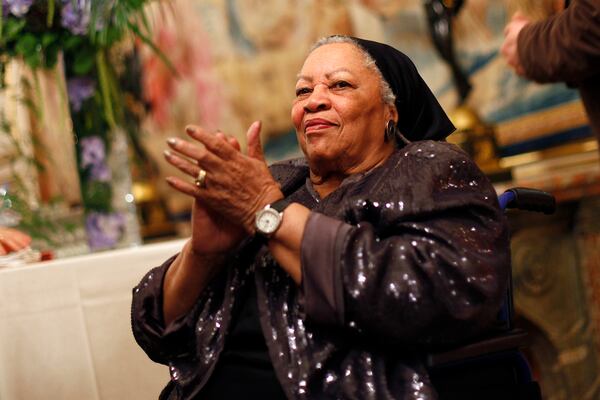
[{"x1": 510, "y1": 203, "x2": 600, "y2": 399}]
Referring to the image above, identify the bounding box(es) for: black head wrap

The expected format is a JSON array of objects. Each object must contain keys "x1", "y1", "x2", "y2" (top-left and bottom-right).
[{"x1": 350, "y1": 37, "x2": 455, "y2": 141}]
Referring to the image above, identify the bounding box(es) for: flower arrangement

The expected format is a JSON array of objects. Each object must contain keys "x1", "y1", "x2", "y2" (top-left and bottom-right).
[
  {"x1": 1, "y1": 0, "x2": 168, "y2": 251},
  {"x1": 1, "y1": 1, "x2": 163, "y2": 70}
]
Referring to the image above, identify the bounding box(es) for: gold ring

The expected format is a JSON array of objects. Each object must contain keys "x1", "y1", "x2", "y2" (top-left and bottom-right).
[{"x1": 195, "y1": 169, "x2": 207, "y2": 188}]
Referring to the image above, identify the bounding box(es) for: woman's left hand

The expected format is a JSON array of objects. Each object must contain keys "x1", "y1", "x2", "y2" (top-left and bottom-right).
[{"x1": 167, "y1": 121, "x2": 284, "y2": 234}]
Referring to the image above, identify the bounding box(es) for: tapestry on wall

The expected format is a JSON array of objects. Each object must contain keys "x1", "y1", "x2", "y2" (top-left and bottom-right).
[{"x1": 137, "y1": 0, "x2": 589, "y2": 215}]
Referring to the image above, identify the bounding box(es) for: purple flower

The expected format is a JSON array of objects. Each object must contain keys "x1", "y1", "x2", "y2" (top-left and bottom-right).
[
  {"x1": 67, "y1": 76, "x2": 95, "y2": 111},
  {"x1": 85, "y1": 212, "x2": 125, "y2": 250},
  {"x1": 80, "y1": 136, "x2": 111, "y2": 181},
  {"x1": 80, "y1": 136, "x2": 106, "y2": 169},
  {"x1": 90, "y1": 162, "x2": 111, "y2": 182},
  {"x1": 2, "y1": 0, "x2": 34, "y2": 17},
  {"x1": 61, "y1": 0, "x2": 91, "y2": 35}
]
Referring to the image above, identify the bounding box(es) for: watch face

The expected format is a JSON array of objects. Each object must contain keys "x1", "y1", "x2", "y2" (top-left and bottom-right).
[{"x1": 256, "y1": 208, "x2": 282, "y2": 235}]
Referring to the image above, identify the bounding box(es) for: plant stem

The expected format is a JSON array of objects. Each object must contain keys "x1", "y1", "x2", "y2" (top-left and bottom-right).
[
  {"x1": 96, "y1": 50, "x2": 117, "y2": 130},
  {"x1": 47, "y1": 0, "x2": 55, "y2": 28}
]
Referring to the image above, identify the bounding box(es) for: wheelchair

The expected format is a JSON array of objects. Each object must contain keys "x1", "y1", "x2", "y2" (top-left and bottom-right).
[{"x1": 427, "y1": 188, "x2": 556, "y2": 400}]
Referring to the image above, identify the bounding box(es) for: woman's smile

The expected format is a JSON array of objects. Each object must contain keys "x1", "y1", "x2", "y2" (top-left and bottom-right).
[{"x1": 304, "y1": 118, "x2": 338, "y2": 135}]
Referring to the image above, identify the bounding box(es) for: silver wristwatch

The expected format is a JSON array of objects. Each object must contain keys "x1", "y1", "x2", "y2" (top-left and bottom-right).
[{"x1": 255, "y1": 200, "x2": 287, "y2": 238}]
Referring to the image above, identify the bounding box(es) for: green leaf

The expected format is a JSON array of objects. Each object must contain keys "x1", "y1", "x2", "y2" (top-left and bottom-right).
[
  {"x1": 44, "y1": 43, "x2": 61, "y2": 69},
  {"x1": 136, "y1": 7, "x2": 152, "y2": 35},
  {"x1": 63, "y1": 35, "x2": 83, "y2": 51},
  {"x1": 73, "y1": 57, "x2": 94, "y2": 75},
  {"x1": 42, "y1": 32, "x2": 57, "y2": 47},
  {"x1": 15, "y1": 33, "x2": 38, "y2": 56},
  {"x1": 24, "y1": 53, "x2": 42, "y2": 69},
  {"x1": 83, "y1": 181, "x2": 113, "y2": 212},
  {"x1": 128, "y1": 21, "x2": 177, "y2": 76},
  {"x1": 3, "y1": 18, "x2": 27, "y2": 42},
  {"x1": 70, "y1": 42, "x2": 96, "y2": 75}
]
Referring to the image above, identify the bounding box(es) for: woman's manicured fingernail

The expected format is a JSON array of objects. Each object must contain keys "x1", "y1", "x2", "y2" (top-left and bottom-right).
[
  {"x1": 186, "y1": 126, "x2": 195, "y2": 134},
  {"x1": 163, "y1": 149, "x2": 172, "y2": 158},
  {"x1": 167, "y1": 137, "x2": 178, "y2": 146}
]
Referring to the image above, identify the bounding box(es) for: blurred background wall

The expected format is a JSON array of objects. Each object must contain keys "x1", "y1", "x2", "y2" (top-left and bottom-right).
[{"x1": 1, "y1": 1, "x2": 599, "y2": 398}]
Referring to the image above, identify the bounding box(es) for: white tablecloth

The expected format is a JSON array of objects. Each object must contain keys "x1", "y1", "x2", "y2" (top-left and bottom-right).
[{"x1": 0, "y1": 239, "x2": 186, "y2": 400}]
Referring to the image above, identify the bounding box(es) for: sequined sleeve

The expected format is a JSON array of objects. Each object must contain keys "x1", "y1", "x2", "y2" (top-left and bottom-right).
[
  {"x1": 300, "y1": 142, "x2": 510, "y2": 346},
  {"x1": 300, "y1": 212, "x2": 351, "y2": 326},
  {"x1": 130, "y1": 256, "x2": 203, "y2": 364}
]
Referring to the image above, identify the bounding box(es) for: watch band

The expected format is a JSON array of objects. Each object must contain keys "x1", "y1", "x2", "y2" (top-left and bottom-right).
[{"x1": 269, "y1": 198, "x2": 289, "y2": 213}]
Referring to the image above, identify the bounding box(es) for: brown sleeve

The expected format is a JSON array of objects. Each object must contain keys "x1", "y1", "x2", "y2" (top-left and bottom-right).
[
  {"x1": 518, "y1": 0, "x2": 600, "y2": 84},
  {"x1": 300, "y1": 211, "x2": 353, "y2": 326}
]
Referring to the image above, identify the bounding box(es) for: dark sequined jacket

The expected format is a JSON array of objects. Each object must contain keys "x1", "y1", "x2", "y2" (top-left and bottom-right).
[{"x1": 131, "y1": 141, "x2": 510, "y2": 399}]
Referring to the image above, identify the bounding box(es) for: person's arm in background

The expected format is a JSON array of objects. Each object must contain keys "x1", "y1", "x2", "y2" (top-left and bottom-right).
[
  {"x1": 0, "y1": 227, "x2": 31, "y2": 255},
  {"x1": 501, "y1": 0, "x2": 600, "y2": 83}
]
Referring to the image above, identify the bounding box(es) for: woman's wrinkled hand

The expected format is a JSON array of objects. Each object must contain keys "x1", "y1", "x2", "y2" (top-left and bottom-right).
[
  {"x1": 164, "y1": 130, "x2": 244, "y2": 255},
  {"x1": 164, "y1": 121, "x2": 283, "y2": 253},
  {"x1": 0, "y1": 227, "x2": 32, "y2": 255}
]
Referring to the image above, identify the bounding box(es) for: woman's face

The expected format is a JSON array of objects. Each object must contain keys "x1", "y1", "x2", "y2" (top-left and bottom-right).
[{"x1": 291, "y1": 42, "x2": 396, "y2": 176}]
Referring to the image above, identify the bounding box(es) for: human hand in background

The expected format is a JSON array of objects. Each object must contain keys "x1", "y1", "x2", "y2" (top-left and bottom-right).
[
  {"x1": 0, "y1": 227, "x2": 32, "y2": 255},
  {"x1": 501, "y1": 12, "x2": 532, "y2": 76}
]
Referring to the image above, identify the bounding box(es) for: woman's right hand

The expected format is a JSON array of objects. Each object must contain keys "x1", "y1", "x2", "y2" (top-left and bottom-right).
[
  {"x1": 187, "y1": 197, "x2": 245, "y2": 254},
  {"x1": 164, "y1": 131, "x2": 246, "y2": 255},
  {"x1": 161, "y1": 130, "x2": 246, "y2": 325}
]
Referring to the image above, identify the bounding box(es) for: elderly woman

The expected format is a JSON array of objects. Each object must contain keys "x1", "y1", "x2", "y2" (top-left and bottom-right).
[{"x1": 132, "y1": 36, "x2": 509, "y2": 399}]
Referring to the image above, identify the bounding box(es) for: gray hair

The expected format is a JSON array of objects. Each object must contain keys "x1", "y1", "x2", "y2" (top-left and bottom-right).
[{"x1": 310, "y1": 35, "x2": 396, "y2": 108}]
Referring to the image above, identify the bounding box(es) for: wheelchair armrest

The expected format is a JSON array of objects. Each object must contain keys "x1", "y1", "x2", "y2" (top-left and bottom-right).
[
  {"x1": 501, "y1": 188, "x2": 556, "y2": 214},
  {"x1": 426, "y1": 329, "x2": 529, "y2": 368}
]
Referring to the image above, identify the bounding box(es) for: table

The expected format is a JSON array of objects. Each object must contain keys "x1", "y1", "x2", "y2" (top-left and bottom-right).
[{"x1": 0, "y1": 239, "x2": 186, "y2": 400}]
